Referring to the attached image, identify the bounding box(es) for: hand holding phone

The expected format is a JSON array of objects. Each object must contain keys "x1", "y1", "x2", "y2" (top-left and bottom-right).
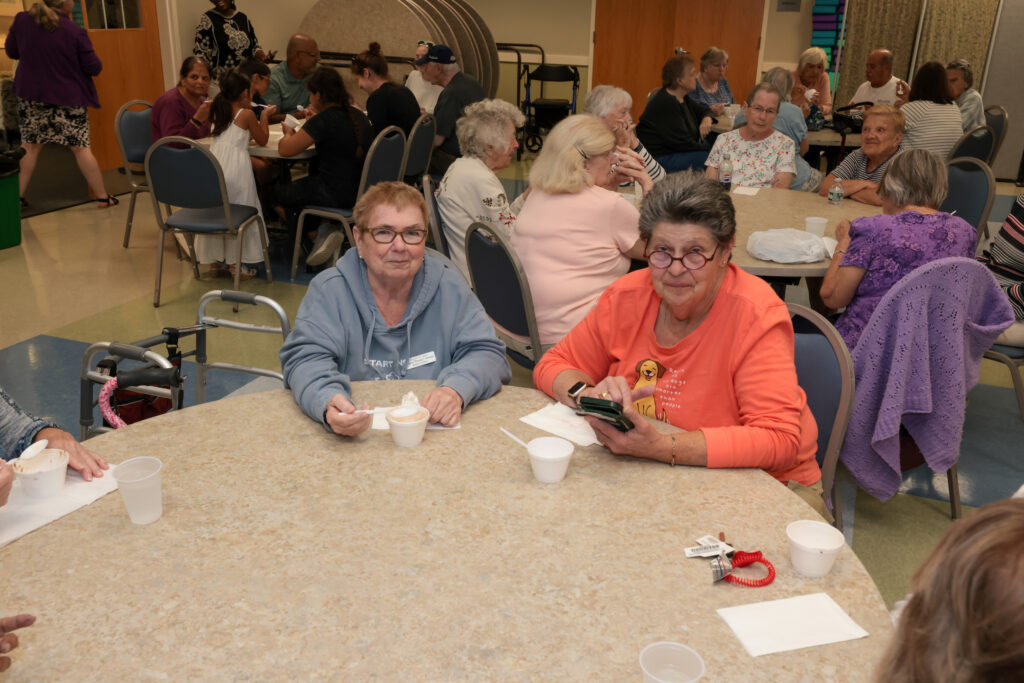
[{"x1": 574, "y1": 396, "x2": 634, "y2": 432}]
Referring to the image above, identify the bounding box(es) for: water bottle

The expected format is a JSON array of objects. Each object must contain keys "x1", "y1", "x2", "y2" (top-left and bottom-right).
[
  {"x1": 719, "y1": 154, "x2": 733, "y2": 192},
  {"x1": 828, "y1": 178, "x2": 844, "y2": 206}
]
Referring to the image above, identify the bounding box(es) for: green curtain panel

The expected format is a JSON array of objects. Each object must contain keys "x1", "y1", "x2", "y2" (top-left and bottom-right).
[
  {"x1": 914, "y1": 0, "x2": 999, "y2": 85},
  {"x1": 836, "y1": 0, "x2": 924, "y2": 107}
]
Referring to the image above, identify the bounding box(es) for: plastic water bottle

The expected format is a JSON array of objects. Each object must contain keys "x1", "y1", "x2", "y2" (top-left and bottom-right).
[
  {"x1": 828, "y1": 178, "x2": 844, "y2": 206},
  {"x1": 719, "y1": 154, "x2": 733, "y2": 193}
]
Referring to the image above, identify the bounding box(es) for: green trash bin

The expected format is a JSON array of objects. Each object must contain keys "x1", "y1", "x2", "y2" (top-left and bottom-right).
[{"x1": 0, "y1": 170, "x2": 19, "y2": 249}]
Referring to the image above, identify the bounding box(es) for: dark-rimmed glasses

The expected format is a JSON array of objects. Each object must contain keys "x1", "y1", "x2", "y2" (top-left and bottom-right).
[
  {"x1": 645, "y1": 245, "x2": 720, "y2": 270},
  {"x1": 368, "y1": 228, "x2": 427, "y2": 245}
]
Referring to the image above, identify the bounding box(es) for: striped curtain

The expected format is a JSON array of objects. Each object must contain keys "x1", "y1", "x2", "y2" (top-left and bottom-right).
[
  {"x1": 835, "y1": 0, "x2": 924, "y2": 107},
  {"x1": 914, "y1": 0, "x2": 1000, "y2": 85}
]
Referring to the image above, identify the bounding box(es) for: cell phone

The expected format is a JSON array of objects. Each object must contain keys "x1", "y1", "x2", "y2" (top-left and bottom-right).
[{"x1": 574, "y1": 396, "x2": 634, "y2": 432}]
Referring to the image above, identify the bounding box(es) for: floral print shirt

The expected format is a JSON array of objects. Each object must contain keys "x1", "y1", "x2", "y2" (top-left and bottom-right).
[
  {"x1": 193, "y1": 10, "x2": 261, "y2": 82},
  {"x1": 706, "y1": 129, "x2": 796, "y2": 187}
]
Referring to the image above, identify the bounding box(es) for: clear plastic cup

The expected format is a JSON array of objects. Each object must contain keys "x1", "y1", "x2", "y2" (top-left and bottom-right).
[
  {"x1": 805, "y1": 216, "x2": 827, "y2": 237},
  {"x1": 787, "y1": 519, "x2": 845, "y2": 577},
  {"x1": 113, "y1": 456, "x2": 163, "y2": 525},
  {"x1": 639, "y1": 641, "x2": 705, "y2": 682}
]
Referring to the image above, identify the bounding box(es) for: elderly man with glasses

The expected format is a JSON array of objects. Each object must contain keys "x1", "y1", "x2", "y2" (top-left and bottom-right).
[
  {"x1": 264, "y1": 33, "x2": 320, "y2": 118},
  {"x1": 280, "y1": 182, "x2": 510, "y2": 437}
]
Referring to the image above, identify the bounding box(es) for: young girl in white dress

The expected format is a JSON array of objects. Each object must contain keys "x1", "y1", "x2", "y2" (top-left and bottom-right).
[{"x1": 195, "y1": 70, "x2": 277, "y2": 278}]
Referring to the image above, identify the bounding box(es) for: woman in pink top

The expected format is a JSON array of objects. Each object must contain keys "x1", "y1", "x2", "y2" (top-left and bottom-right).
[
  {"x1": 511, "y1": 114, "x2": 649, "y2": 346},
  {"x1": 791, "y1": 47, "x2": 832, "y2": 117},
  {"x1": 534, "y1": 172, "x2": 825, "y2": 515}
]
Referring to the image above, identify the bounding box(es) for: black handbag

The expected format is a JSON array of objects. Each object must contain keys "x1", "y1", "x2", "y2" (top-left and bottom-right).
[{"x1": 832, "y1": 102, "x2": 874, "y2": 134}]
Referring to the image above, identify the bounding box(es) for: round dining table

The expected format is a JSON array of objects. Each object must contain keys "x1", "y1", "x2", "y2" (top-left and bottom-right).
[{"x1": 3, "y1": 381, "x2": 893, "y2": 679}]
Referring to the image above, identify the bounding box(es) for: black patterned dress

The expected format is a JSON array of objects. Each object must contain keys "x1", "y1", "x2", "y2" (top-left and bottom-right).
[{"x1": 193, "y1": 9, "x2": 261, "y2": 83}]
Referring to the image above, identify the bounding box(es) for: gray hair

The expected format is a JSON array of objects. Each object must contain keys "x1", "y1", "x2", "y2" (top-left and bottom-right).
[
  {"x1": 441, "y1": 62, "x2": 460, "y2": 76},
  {"x1": 946, "y1": 58, "x2": 974, "y2": 87},
  {"x1": 455, "y1": 99, "x2": 525, "y2": 160},
  {"x1": 762, "y1": 67, "x2": 794, "y2": 103},
  {"x1": 878, "y1": 149, "x2": 948, "y2": 209},
  {"x1": 639, "y1": 171, "x2": 736, "y2": 244},
  {"x1": 797, "y1": 47, "x2": 829, "y2": 72},
  {"x1": 700, "y1": 47, "x2": 729, "y2": 72},
  {"x1": 584, "y1": 85, "x2": 633, "y2": 118},
  {"x1": 744, "y1": 82, "x2": 782, "y2": 109}
]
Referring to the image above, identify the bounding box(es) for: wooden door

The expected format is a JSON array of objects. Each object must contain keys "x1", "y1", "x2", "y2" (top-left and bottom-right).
[
  {"x1": 81, "y1": 0, "x2": 165, "y2": 171},
  {"x1": 594, "y1": 0, "x2": 766, "y2": 122}
]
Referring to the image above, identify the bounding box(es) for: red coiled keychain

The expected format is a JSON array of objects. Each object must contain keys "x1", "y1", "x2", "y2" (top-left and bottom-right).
[{"x1": 723, "y1": 550, "x2": 776, "y2": 587}]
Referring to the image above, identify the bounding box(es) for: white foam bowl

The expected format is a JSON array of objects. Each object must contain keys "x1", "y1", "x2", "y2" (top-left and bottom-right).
[
  {"x1": 527, "y1": 436, "x2": 573, "y2": 483},
  {"x1": 639, "y1": 641, "x2": 705, "y2": 682},
  {"x1": 386, "y1": 406, "x2": 429, "y2": 448},
  {"x1": 787, "y1": 519, "x2": 845, "y2": 577},
  {"x1": 12, "y1": 446, "x2": 70, "y2": 499}
]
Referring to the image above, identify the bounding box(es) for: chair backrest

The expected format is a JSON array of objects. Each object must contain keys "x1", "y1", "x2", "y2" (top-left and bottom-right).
[
  {"x1": 940, "y1": 157, "x2": 995, "y2": 238},
  {"x1": 948, "y1": 124, "x2": 996, "y2": 163},
  {"x1": 527, "y1": 64, "x2": 580, "y2": 84},
  {"x1": 358, "y1": 125, "x2": 406, "y2": 198},
  {"x1": 984, "y1": 105, "x2": 1008, "y2": 165},
  {"x1": 115, "y1": 99, "x2": 152, "y2": 170},
  {"x1": 145, "y1": 136, "x2": 232, "y2": 224},
  {"x1": 401, "y1": 113, "x2": 436, "y2": 179},
  {"x1": 422, "y1": 174, "x2": 450, "y2": 258},
  {"x1": 464, "y1": 221, "x2": 544, "y2": 366},
  {"x1": 788, "y1": 303, "x2": 855, "y2": 514},
  {"x1": 647, "y1": 87, "x2": 661, "y2": 104}
]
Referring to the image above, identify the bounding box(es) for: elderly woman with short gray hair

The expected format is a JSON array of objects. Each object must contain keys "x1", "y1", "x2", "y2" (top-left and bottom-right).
[
  {"x1": 792, "y1": 47, "x2": 832, "y2": 116},
  {"x1": 821, "y1": 149, "x2": 976, "y2": 350},
  {"x1": 436, "y1": 98, "x2": 525, "y2": 278},
  {"x1": 585, "y1": 85, "x2": 665, "y2": 184}
]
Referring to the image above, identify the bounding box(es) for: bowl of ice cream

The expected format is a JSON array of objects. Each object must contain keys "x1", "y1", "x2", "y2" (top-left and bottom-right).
[{"x1": 12, "y1": 439, "x2": 70, "y2": 499}]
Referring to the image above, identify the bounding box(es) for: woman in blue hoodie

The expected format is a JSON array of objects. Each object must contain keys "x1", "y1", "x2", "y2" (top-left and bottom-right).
[{"x1": 280, "y1": 182, "x2": 510, "y2": 436}]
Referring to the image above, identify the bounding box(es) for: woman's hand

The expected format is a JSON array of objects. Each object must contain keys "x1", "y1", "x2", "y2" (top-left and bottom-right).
[
  {"x1": 710, "y1": 103, "x2": 725, "y2": 116},
  {"x1": 579, "y1": 376, "x2": 655, "y2": 408},
  {"x1": 421, "y1": 387, "x2": 463, "y2": 427},
  {"x1": 612, "y1": 146, "x2": 653, "y2": 195},
  {"x1": 699, "y1": 116, "x2": 713, "y2": 139},
  {"x1": 325, "y1": 394, "x2": 372, "y2": 437},
  {"x1": 0, "y1": 614, "x2": 35, "y2": 673},
  {"x1": 259, "y1": 104, "x2": 277, "y2": 125},
  {"x1": 612, "y1": 114, "x2": 640, "y2": 148},
  {"x1": 834, "y1": 218, "x2": 851, "y2": 244},
  {"x1": 586, "y1": 411, "x2": 667, "y2": 459},
  {"x1": 0, "y1": 462, "x2": 12, "y2": 508},
  {"x1": 34, "y1": 427, "x2": 108, "y2": 481},
  {"x1": 194, "y1": 98, "x2": 212, "y2": 123},
  {"x1": 800, "y1": 101, "x2": 811, "y2": 118}
]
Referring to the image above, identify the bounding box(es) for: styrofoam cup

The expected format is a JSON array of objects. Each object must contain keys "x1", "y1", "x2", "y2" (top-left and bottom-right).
[
  {"x1": 12, "y1": 445, "x2": 69, "y2": 499},
  {"x1": 527, "y1": 437, "x2": 573, "y2": 483},
  {"x1": 787, "y1": 519, "x2": 845, "y2": 577},
  {"x1": 805, "y1": 216, "x2": 827, "y2": 237},
  {"x1": 386, "y1": 406, "x2": 429, "y2": 448},
  {"x1": 113, "y1": 456, "x2": 163, "y2": 525},
  {"x1": 639, "y1": 641, "x2": 705, "y2": 682}
]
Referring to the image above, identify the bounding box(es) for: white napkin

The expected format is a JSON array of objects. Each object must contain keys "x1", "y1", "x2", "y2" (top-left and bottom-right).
[
  {"x1": 717, "y1": 593, "x2": 869, "y2": 657},
  {"x1": 732, "y1": 186, "x2": 759, "y2": 196},
  {"x1": 370, "y1": 407, "x2": 460, "y2": 431},
  {"x1": 0, "y1": 470, "x2": 119, "y2": 549},
  {"x1": 519, "y1": 402, "x2": 598, "y2": 446}
]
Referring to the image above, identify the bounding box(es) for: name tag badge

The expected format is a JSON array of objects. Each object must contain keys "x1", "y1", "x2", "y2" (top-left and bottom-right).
[{"x1": 407, "y1": 351, "x2": 437, "y2": 370}]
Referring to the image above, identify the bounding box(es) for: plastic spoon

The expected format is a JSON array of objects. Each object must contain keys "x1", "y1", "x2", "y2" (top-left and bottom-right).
[{"x1": 500, "y1": 427, "x2": 529, "y2": 450}]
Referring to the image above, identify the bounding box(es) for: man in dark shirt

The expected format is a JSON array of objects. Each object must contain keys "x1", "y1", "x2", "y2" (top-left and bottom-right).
[{"x1": 416, "y1": 44, "x2": 484, "y2": 175}]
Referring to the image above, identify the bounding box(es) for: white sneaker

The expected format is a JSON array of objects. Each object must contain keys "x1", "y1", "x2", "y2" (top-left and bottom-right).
[{"x1": 306, "y1": 229, "x2": 345, "y2": 266}]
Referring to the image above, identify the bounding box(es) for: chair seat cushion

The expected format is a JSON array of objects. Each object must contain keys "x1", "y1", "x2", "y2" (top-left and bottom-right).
[
  {"x1": 989, "y1": 343, "x2": 1024, "y2": 358},
  {"x1": 166, "y1": 204, "x2": 258, "y2": 233},
  {"x1": 532, "y1": 99, "x2": 571, "y2": 108},
  {"x1": 993, "y1": 321, "x2": 1024, "y2": 350}
]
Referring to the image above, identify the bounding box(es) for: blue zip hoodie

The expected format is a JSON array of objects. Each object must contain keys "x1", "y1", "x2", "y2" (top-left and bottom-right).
[{"x1": 280, "y1": 249, "x2": 511, "y2": 428}]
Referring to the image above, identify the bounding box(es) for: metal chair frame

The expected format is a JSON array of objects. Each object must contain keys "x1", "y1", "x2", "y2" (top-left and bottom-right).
[
  {"x1": 114, "y1": 99, "x2": 153, "y2": 248},
  {"x1": 948, "y1": 124, "x2": 996, "y2": 163},
  {"x1": 983, "y1": 104, "x2": 1009, "y2": 166},
  {"x1": 983, "y1": 341, "x2": 1024, "y2": 421},
  {"x1": 400, "y1": 113, "x2": 436, "y2": 181},
  {"x1": 422, "y1": 174, "x2": 450, "y2": 259},
  {"x1": 943, "y1": 156, "x2": 996, "y2": 244}
]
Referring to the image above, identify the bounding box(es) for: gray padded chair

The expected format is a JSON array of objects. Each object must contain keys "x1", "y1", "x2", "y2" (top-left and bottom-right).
[
  {"x1": 948, "y1": 124, "x2": 996, "y2": 163},
  {"x1": 983, "y1": 105, "x2": 1008, "y2": 166},
  {"x1": 422, "y1": 174, "x2": 450, "y2": 258},
  {"x1": 145, "y1": 136, "x2": 271, "y2": 307},
  {"x1": 940, "y1": 157, "x2": 995, "y2": 243},
  {"x1": 114, "y1": 99, "x2": 152, "y2": 248},
  {"x1": 983, "y1": 341, "x2": 1024, "y2": 421},
  {"x1": 788, "y1": 303, "x2": 855, "y2": 530},
  {"x1": 401, "y1": 113, "x2": 436, "y2": 182},
  {"x1": 290, "y1": 125, "x2": 406, "y2": 280}
]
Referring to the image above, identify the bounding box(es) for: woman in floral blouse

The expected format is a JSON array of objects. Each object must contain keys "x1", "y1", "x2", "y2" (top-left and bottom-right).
[
  {"x1": 820, "y1": 149, "x2": 976, "y2": 351},
  {"x1": 193, "y1": 0, "x2": 270, "y2": 84},
  {"x1": 705, "y1": 83, "x2": 795, "y2": 189}
]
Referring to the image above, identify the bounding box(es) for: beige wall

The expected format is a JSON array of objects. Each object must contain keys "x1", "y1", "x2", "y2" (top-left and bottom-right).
[{"x1": 760, "y1": 1, "x2": 815, "y2": 72}]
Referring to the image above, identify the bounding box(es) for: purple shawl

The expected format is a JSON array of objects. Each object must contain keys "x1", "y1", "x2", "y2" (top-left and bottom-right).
[{"x1": 839, "y1": 258, "x2": 1014, "y2": 500}]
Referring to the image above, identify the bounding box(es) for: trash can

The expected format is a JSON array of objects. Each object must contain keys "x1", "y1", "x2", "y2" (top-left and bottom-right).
[{"x1": 0, "y1": 168, "x2": 19, "y2": 249}]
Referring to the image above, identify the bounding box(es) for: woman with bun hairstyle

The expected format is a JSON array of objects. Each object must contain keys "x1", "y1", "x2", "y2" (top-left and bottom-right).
[
  {"x1": 351, "y1": 41, "x2": 420, "y2": 136},
  {"x1": 194, "y1": 70, "x2": 276, "y2": 279}
]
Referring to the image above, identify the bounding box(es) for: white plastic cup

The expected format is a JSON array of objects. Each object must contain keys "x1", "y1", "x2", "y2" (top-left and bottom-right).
[
  {"x1": 787, "y1": 519, "x2": 845, "y2": 577},
  {"x1": 805, "y1": 216, "x2": 827, "y2": 237},
  {"x1": 527, "y1": 436, "x2": 573, "y2": 483},
  {"x1": 639, "y1": 641, "x2": 705, "y2": 683},
  {"x1": 113, "y1": 456, "x2": 163, "y2": 525},
  {"x1": 386, "y1": 406, "x2": 429, "y2": 448}
]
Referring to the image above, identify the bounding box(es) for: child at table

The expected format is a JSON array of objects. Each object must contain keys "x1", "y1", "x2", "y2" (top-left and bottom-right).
[{"x1": 195, "y1": 71, "x2": 277, "y2": 279}]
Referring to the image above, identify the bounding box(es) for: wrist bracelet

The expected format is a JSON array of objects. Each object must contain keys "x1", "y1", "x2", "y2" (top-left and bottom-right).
[
  {"x1": 669, "y1": 435, "x2": 676, "y2": 467},
  {"x1": 190, "y1": 117, "x2": 201, "y2": 127},
  {"x1": 835, "y1": 249, "x2": 847, "y2": 255}
]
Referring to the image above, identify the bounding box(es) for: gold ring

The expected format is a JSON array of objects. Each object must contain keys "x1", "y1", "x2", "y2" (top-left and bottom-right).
[{"x1": 601, "y1": 392, "x2": 610, "y2": 399}]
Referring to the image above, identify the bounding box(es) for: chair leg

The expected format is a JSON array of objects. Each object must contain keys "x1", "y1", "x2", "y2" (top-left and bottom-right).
[
  {"x1": 1005, "y1": 359, "x2": 1024, "y2": 421},
  {"x1": 122, "y1": 187, "x2": 139, "y2": 248},
  {"x1": 947, "y1": 465, "x2": 962, "y2": 520},
  {"x1": 185, "y1": 233, "x2": 201, "y2": 279},
  {"x1": 291, "y1": 211, "x2": 309, "y2": 282},
  {"x1": 341, "y1": 216, "x2": 355, "y2": 248},
  {"x1": 831, "y1": 481, "x2": 843, "y2": 532},
  {"x1": 233, "y1": 226, "x2": 244, "y2": 313},
  {"x1": 258, "y1": 216, "x2": 273, "y2": 283},
  {"x1": 153, "y1": 230, "x2": 166, "y2": 307}
]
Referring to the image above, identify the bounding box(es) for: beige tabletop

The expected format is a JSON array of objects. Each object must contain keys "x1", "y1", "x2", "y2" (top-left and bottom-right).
[
  {"x1": 197, "y1": 128, "x2": 315, "y2": 160},
  {"x1": 731, "y1": 188, "x2": 882, "y2": 278},
  {"x1": 3, "y1": 382, "x2": 892, "y2": 680}
]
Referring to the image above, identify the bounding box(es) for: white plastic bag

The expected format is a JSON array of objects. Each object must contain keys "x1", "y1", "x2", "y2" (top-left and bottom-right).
[{"x1": 747, "y1": 228, "x2": 831, "y2": 263}]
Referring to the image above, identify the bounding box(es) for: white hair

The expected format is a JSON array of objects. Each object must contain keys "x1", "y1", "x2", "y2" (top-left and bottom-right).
[{"x1": 584, "y1": 85, "x2": 632, "y2": 118}]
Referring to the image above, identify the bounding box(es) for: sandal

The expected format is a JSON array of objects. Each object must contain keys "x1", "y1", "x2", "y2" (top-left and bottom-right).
[
  {"x1": 228, "y1": 265, "x2": 258, "y2": 281},
  {"x1": 96, "y1": 195, "x2": 120, "y2": 208}
]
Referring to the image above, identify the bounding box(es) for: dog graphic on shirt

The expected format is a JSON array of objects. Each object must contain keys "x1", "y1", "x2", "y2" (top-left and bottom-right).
[{"x1": 633, "y1": 358, "x2": 668, "y2": 421}]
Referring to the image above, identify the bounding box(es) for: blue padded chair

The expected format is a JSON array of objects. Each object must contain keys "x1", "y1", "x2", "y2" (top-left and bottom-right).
[
  {"x1": 984, "y1": 105, "x2": 1008, "y2": 166},
  {"x1": 941, "y1": 157, "x2": 995, "y2": 244},
  {"x1": 401, "y1": 113, "x2": 436, "y2": 183},
  {"x1": 290, "y1": 125, "x2": 407, "y2": 280},
  {"x1": 114, "y1": 100, "x2": 153, "y2": 248},
  {"x1": 465, "y1": 221, "x2": 550, "y2": 369},
  {"x1": 788, "y1": 303, "x2": 855, "y2": 530},
  {"x1": 145, "y1": 136, "x2": 271, "y2": 307},
  {"x1": 422, "y1": 174, "x2": 450, "y2": 258},
  {"x1": 948, "y1": 125, "x2": 996, "y2": 163},
  {"x1": 983, "y1": 341, "x2": 1024, "y2": 421}
]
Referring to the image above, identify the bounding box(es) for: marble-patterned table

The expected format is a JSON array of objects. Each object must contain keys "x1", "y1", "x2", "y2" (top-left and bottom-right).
[{"x1": 3, "y1": 382, "x2": 892, "y2": 680}]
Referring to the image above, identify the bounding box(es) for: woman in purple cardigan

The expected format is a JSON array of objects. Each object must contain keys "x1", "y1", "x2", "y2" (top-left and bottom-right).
[
  {"x1": 5, "y1": 0, "x2": 117, "y2": 207},
  {"x1": 151, "y1": 56, "x2": 214, "y2": 144}
]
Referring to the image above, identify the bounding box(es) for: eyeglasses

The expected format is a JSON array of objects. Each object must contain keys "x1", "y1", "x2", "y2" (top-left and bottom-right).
[
  {"x1": 646, "y1": 245, "x2": 720, "y2": 270},
  {"x1": 367, "y1": 227, "x2": 427, "y2": 245},
  {"x1": 748, "y1": 106, "x2": 778, "y2": 116}
]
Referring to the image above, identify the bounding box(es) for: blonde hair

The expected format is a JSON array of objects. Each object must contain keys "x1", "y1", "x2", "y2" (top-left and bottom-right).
[
  {"x1": 30, "y1": 0, "x2": 64, "y2": 32},
  {"x1": 528, "y1": 114, "x2": 615, "y2": 194},
  {"x1": 875, "y1": 498, "x2": 1024, "y2": 682},
  {"x1": 352, "y1": 181, "x2": 428, "y2": 233},
  {"x1": 863, "y1": 104, "x2": 906, "y2": 135},
  {"x1": 798, "y1": 47, "x2": 829, "y2": 72}
]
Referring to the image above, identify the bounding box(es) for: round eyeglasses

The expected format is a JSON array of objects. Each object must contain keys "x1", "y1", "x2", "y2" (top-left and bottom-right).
[
  {"x1": 368, "y1": 228, "x2": 427, "y2": 245},
  {"x1": 645, "y1": 245, "x2": 720, "y2": 270}
]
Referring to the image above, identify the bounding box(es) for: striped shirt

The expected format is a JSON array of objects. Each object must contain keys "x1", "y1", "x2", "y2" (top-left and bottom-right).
[
  {"x1": 901, "y1": 101, "x2": 963, "y2": 159},
  {"x1": 634, "y1": 141, "x2": 666, "y2": 183},
  {"x1": 831, "y1": 144, "x2": 904, "y2": 183},
  {"x1": 981, "y1": 193, "x2": 1024, "y2": 320}
]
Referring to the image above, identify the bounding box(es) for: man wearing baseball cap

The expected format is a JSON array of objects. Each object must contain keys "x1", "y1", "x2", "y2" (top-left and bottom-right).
[{"x1": 416, "y1": 44, "x2": 485, "y2": 175}]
